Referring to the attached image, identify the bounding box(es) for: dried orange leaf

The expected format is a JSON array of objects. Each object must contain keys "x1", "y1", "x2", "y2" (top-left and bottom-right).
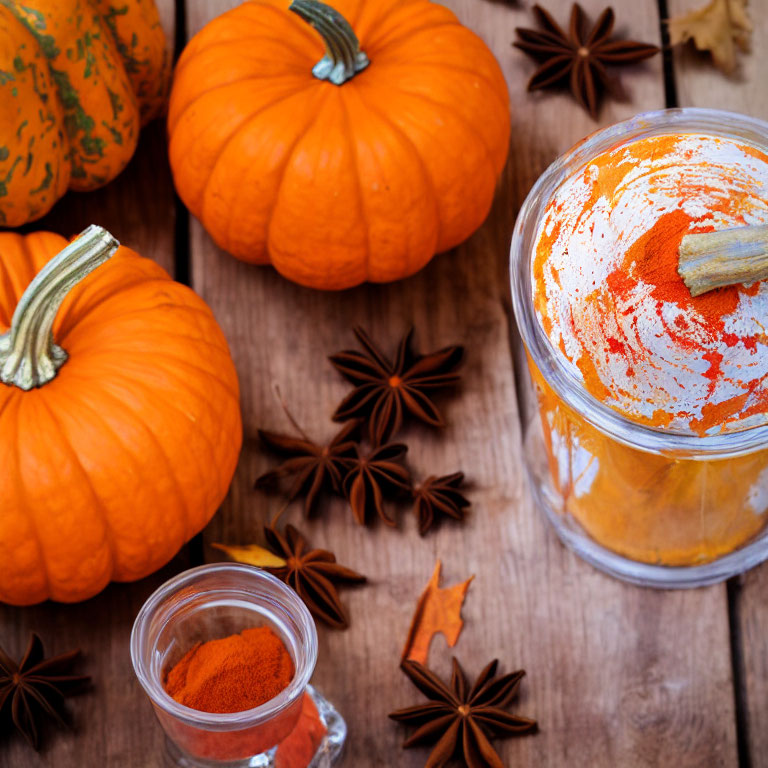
[
  {"x1": 401, "y1": 560, "x2": 474, "y2": 665},
  {"x1": 275, "y1": 693, "x2": 327, "y2": 768},
  {"x1": 667, "y1": 0, "x2": 751, "y2": 73},
  {"x1": 212, "y1": 542, "x2": 287, "y2": 569}
]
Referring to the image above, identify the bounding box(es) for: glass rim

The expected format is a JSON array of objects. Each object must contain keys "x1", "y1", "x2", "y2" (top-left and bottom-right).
[
  {"x1": 510, "y1": 106, "x2": 768, "y2": 458},
  {"x1": 130, "y1": 563, "x2": 318, "y2": 730}
]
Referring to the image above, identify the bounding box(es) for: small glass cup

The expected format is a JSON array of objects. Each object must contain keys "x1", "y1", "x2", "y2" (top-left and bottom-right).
[
  {"x1": 510, "y1": 108, "x2": 768, "y2": 588},
  {"x1": 131, "y1": 563, "x2": 334, "y2": 767}
]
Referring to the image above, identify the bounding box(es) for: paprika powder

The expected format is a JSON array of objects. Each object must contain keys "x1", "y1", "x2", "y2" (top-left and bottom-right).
[{"x1": 164, "y1": 626, "x2": 294, "y2": 713}]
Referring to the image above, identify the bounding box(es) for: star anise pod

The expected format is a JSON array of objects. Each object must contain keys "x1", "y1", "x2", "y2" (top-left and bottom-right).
[
  {"x1": 263, "y1": 524, "x2": 366, "y2": 629},
  {"x1": 390, "y1": 658, "x2": 537, "y2": 768},
  {"x1": 330, "y1": 327, "x2": 464, "y2": 445},
  {"x1": 342, "y1": 442, "x2": 411, "y2": 526},
  {"x1": 413, "y1": 472, "x2": 470, "y2": 536},
  {"x1": 514, "y1": 4, "x2": 659, "y2": 118},
  {"x1": 255, "y1": 421, "x2": 360, "y2": 516},
  {"x1": 0, "y1": 633, "x2": 90, "y2": 750}
]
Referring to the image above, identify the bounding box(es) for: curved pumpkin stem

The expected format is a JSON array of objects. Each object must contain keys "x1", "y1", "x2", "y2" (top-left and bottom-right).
[
  {"x1": 0, "y1": 225, "x2": 119, "y2": 391},
  {"x1": 289, "y1": 0, "x2": 369, "y2": 85}
]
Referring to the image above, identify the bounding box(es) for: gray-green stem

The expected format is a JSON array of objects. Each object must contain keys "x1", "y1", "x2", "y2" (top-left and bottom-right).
[
  {"x1": 289, "y1": 0, "x2": 369, "y2": 85},
  {"x1": 678, "y1": 223, "x2": 768, "y2": 296},
  {"x1": 0, "y1": 225, "x2": 119, "y2": 390}
]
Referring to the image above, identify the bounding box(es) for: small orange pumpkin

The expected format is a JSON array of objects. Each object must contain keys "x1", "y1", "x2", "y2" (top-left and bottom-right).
[
  {"x1": 0, "y1": 0, "x2": 170, "y2": 226},
  {"x1": 0, "y1": 227, "x2": 241, "y2": 606},
  {"x1": 168, "y1": 0, "x2": 510, "y2": 290}
]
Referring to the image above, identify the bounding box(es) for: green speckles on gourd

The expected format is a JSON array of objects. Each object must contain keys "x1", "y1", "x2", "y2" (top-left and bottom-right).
[
  {"x1": 30, "y1": 161, "x2": 52, "y2": 193},
  {"x1": 38, "y1": 106, "x2": 56, "y2": 131},
  {"x1": 74, "y1": 34, "x2": 97, "y2": 79},
  {"x1": 0, "y1": 0, "x2": 153, "y2": 219},
  {"x1": 0, "y1": 3, "x2": 59, "y2": 59},
  {"x1": 80, "y1": 134, "x2": 105, "y2": 157},
  {"x1": 102, "y1": 120, "x2": 122, "y2": 145},
  {"x1": 50, "y1": 68, "x2": 79, "y2": 111},
  {"x1": 3, "y1": 0, "x2": 131, "y2": 187},
  {"x1": 19, "y1": 58, "x2": 49, "y2": 104},
  {"x1": 8, "y1": 3, "x2": 61, "y2": 60},
  {"x1": 0, "y1": 155, "x2": 23, "y2": 197},
  {"x1": 16, "y1": 4, "x2": 45, "y2": 30},
  {"x1": 103, "y1": 5, "x2": 143, "y2": 76},
  {"x1": 50, "y1": 64, "x2": 103, "y2": 168},
  {"x1": 107, "y1": 86, "x2": 122, "y2": 118}
]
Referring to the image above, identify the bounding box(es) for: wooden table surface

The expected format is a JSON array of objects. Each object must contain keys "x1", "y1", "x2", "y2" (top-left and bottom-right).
[{"x1": 2, "y1": 0, "x2": 767, "y2": 766}]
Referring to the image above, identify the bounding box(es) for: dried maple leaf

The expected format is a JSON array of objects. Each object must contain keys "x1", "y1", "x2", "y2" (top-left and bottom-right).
[
  {"x1": 342, "y1": 442, "x2": 412, "y2": 526},
  {"x1": 211, "y1": 542, "x2": 288, "y2": 569},
  {"x1": 265, "y1": 524, "x2": 366, "y2": 629},
  {"x1": 413, "y1": 472, "x2": 470, "y2": 536},
  {"x1": 0, "y1": 633, "x2": 90, "y2": 750},
  {"x1": 390, "y1": 658, "x2": 537, "y2": 768},
  {"x1": 667, "y1": 0, "x2": 751, "y2": 73},
  {"x1": 401, "y1": 560, "x2": 474, "y2": 665},
  {"x1": 255, "y1": 421, "x2": 360, "y2": 516},
  {"x1": 330, "y1": 327, "x2": 463, "y2": 445}
]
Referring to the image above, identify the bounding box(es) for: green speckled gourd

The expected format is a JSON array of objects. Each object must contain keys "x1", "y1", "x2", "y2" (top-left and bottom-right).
[{"x1": 0, "y1": 0, "x2": 169, "y2": 227}]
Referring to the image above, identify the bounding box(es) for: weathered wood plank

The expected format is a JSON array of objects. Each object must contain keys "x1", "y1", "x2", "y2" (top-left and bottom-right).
[
  {"x1": 669, "y1": 0, "x2": 768, "y2": 117},
  {"x1": 0, "y1": 1, "x2": 178, "y2": 766},
  {"x1": 668, "y1": 1, "x2": 768, "y2": 764},
  {"x1": 0, "y1": 555, "x2": 188, "y2": 768},
  {"x1": 187, "y1": 1, "x2": 739, "y2": 767}
]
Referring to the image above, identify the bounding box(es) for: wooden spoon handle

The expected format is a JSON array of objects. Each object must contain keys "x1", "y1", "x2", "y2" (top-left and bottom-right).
[{"x1": 678, "y1": 223, "x2": 768, "y2": 297}]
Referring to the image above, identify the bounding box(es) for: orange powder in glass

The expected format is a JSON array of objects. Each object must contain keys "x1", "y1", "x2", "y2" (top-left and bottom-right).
[
  {"x1": 527, "y1": 132, "x2": 768, "y2": 566},
  {"x1": 164, "y1": 627, "x2": 294, "y2": 713},
  {"x1": 533, "y1": 132, "x2": 768, "y2": 435}
]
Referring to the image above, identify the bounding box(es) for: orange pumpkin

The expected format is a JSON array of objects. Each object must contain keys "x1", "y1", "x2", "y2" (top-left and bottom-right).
[
  {"x1": 0, "y1": 227, "x2": 242, "y2": 606},
  {"x1": 168, "y1": 0, "x2": 510, "y2": 290},
  {"x1": 0, "y1": 0, "x2": 170, "y2": 227}
]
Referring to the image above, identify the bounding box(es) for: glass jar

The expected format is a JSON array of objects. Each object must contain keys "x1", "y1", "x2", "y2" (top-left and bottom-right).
[
  {"x1": 510, "y1": 108, "x2": 768, "y2": 588},
  {"x1": 131, "y1": 563, "x2": 344, "y2": 767}
]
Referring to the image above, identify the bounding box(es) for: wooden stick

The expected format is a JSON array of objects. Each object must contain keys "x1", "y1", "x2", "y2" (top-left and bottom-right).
[{"x1": 678, "y1": 223, "x2": 768, "y2": 296}]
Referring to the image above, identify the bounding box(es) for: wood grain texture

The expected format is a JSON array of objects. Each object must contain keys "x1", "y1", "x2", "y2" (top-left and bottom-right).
[
  {"x1": 0, "y1": 555, "x2": 188, "y2": 768},
  {"x1": 0, "y1": 2, "x2": 178, "y2": 766},
  {"x1": 669, "y1": 0, "x2": 768, "y2": 116},
  {"x1": 186, "y1": 1, "x2": 739, "y2": 766},
  {"x1": 668, "y1": 1, "x2": 768, "y2": 764}
]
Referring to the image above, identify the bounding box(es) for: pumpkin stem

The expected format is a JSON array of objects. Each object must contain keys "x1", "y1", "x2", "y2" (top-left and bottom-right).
[
  {"x1": 289, "y1": 0, "x2": 369, "y2": 85},
  {"x1": 0, "y1": 225, "x2": 119, "y2": 390}
]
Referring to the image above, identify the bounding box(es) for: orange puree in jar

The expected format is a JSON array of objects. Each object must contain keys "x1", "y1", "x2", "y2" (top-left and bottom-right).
[{"x1": 531, "y1": 133, "x2": 768, "y2": 565}]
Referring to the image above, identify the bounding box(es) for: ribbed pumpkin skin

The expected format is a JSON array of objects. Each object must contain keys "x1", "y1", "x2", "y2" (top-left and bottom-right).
[
  {"x1": 0, "y1": 0, "x2": 170, "y2": 227},
  {"x1": 0, "y1": 232, "x2": 242, "y2": 606},
  {"x1": 168, "y1": 0, "x2": 510, "y2": 290}
]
